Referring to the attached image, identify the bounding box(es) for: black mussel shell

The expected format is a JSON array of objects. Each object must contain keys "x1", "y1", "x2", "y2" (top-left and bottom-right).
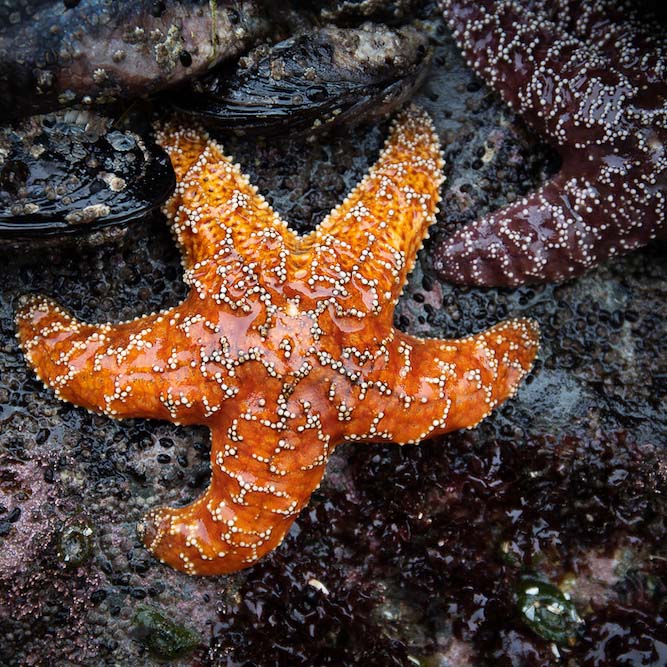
[
  {"x1": 172, "y1": 23, "x2": 432, "y2": 136},
  {"x1": 0, "y1": 110, "x2": 174, "y2": 239}
]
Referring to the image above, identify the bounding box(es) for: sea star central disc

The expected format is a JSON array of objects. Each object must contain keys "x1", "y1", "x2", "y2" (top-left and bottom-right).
[{"x1": 16, "y1": 107, "x2": 539, "y2": 575}]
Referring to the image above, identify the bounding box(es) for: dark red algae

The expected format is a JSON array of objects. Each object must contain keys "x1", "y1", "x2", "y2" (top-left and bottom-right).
[{"x1": 208, "y1": 429, "x2": 666, "y2": 666}]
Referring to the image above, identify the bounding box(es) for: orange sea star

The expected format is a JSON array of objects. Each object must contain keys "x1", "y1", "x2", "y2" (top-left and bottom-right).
[{"x1": 15, "y1": 106, "x2": 539, "y2": 576}]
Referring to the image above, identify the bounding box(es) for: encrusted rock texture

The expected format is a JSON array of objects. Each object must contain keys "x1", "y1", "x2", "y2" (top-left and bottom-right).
[{"x1": 0, "y1": 9, "x2": 665, "y2": 667}]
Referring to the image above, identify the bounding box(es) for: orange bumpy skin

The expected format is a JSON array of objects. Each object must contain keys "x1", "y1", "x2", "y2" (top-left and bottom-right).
[{"x1": 16, "y1": 107, "x2": 539, "y2": 575}]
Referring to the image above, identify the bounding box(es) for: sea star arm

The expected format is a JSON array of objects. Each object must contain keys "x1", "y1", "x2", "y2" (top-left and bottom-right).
[
  {"x1": 155, "y1": 123, "x2": 296, "y2": 275},
  {"x1": 140, "y1": 418, "x2": 329, "y2": 576},
  {"x1": 302, "y1": 105, "x2": 445, "y2": 316},
  {"x1": 433, "y1": 158, "x2": 666, "y2": 286},
  {"x1": 155, "y1": 121, "x2": 210, "y2": 221},
  {"x1": 440, "y1": 0, "x2": 621, "y2": 145},
  {"x1": 344, "y1": 318, "x2": 539, "y2": 443},
  {"x1": 435, "y1": 0, "x2": 667, "y2": 286},
  {"x1": 528, "y1": 0, "x2": 666, "y2": 81},
  {"x1": 15, "y1": 295, "x2": 201, "y2": 423}
]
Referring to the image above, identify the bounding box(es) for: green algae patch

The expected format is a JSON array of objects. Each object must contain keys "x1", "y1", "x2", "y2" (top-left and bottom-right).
[
  {"x1": 134, "y1": 606, "x2": 201, "y2": 661},
  {"x1": 56, "y1": 522, "x2": 94, "y2": 568},
  {"x1": 517, "y1": 575, "x2": 584, "y2": 645}
]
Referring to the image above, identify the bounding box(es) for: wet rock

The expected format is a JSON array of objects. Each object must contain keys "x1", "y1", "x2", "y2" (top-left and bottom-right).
[
  {"x1": 0, "y1": 0, "x2": 270, "y2": 118},
  {"x1": 579, "y1": 606, "x2": 667, "y2": 667}
]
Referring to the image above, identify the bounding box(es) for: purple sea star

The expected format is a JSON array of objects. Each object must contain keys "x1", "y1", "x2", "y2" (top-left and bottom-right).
[{"x1": 434, "y1": 0, "x2": 667, "y2": 286}]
